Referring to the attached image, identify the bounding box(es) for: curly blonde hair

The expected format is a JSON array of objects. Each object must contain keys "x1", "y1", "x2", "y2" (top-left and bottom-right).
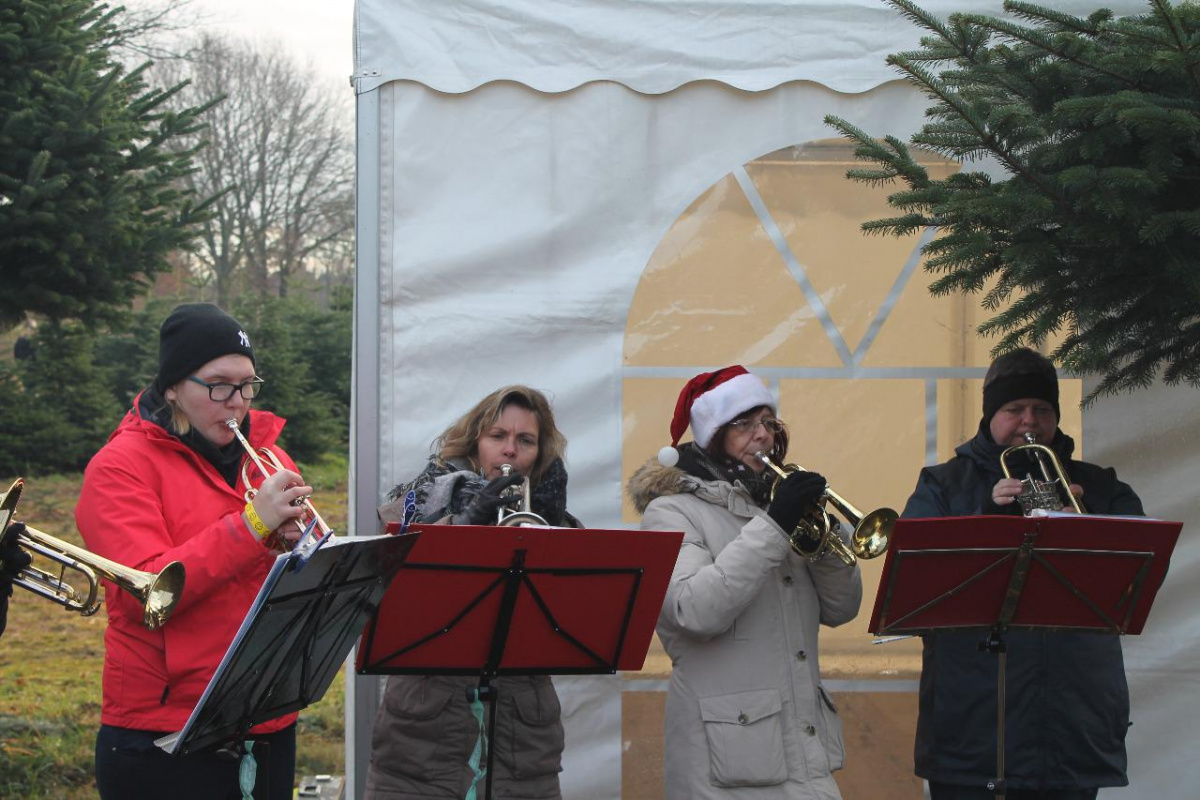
[{"x1": 434, "y1": 385, "x2": 567, "y2": 484}]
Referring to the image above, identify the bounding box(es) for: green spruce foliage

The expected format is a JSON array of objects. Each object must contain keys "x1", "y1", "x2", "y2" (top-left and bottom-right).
[
  {"x1": 0, "y1": 322, "x2": 123, "y2": 475},
  {"x1": 0, "y1": 0, "x2": 216, "y2": 328},
  {"x1": 827, "y1": 0, "x2": 1200, "y2": 401},
  {"x1": 0, "y1": 298, "x2": 351, "y2": 475}
]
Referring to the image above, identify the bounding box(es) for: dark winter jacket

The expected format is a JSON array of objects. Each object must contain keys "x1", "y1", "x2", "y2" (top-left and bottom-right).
[{"x1": 902, "y1": 423, "x2": 1143, "y2": 790}]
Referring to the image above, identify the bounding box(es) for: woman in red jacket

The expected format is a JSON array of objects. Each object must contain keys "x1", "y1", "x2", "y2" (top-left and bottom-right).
[{"x1": 76, "y1": 303, "x2": 311, "y2": 800}]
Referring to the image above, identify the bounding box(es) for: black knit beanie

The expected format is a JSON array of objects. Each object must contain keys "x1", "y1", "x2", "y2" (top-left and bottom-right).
[
  {"x1": 981, "y1": 348, "x2": 1060, "y2": 424},
  {"x1": 155, "y1": 304, "x2": 255, "y2": 392}
]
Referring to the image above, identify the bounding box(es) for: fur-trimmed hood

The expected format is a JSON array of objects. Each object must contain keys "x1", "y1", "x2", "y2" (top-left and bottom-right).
[
  {"x1": 626, "y1": 458, "x2": 699, "y2": 515},
  {"x1": 628, "y1": 442, "x2": 773, "y2": 516}
]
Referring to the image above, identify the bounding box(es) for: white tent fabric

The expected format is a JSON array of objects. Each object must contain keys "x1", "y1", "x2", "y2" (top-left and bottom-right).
[
  {"x1": 353, "y1": 0, "x2": 1147, "y2": 94},
  {"x1": 348, "y1": 2, "x2": 1194, "y2": 799}
]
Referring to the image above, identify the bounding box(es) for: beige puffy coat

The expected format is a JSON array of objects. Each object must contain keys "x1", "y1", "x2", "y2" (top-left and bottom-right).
[{"x1": 628, "y1": 459, "x2": 862, "y2": 800}]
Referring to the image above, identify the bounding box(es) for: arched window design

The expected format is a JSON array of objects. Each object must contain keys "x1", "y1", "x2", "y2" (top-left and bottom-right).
[{"x1": 622, "y1": 138, "x2": 1083, "y2": 665}]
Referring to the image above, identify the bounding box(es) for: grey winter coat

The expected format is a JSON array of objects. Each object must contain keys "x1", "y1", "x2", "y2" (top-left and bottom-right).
[
  {"x1": 628, "y1": 456, "x2": 862, "y2": 800},
  {"x1": 903, "y1": 423, "x2": 1144, "y2": 791}
]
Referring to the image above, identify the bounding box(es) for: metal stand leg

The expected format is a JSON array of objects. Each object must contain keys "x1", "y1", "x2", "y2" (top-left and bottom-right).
[{"x1": 981, "y1": 630, "x2": 1007, "y2": 800}]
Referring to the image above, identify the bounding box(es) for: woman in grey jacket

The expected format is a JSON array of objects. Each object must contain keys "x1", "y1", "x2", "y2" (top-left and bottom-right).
[
  {"x1": 628, "y1": 366, "x2": 862, "y2": 800},
  {"x1": 366, "y1": 385, "x2": 578, "y2": 800}
]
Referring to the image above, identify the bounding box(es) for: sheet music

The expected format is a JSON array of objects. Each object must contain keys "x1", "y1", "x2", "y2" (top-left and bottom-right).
[
  {"x1": 1039, "y1": 510, "x2": 1162, "y2": 521},
  {"x1": 157, "y1": 533, "x2": 403, "y2": 754}
]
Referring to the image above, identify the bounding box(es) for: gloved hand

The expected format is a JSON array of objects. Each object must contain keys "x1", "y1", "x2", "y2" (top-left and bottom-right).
[
  {"x1": 530, "y1": 458, "x2": 568, "y2": 527},
  {"x1": 767, "y1": 471, "x2": 827, "y2": 535},
  {"x1": 451, "y1": 474, "x2": 524, "y2": 526},
  {"x1": 1, "y1": 522, "x2": 33, "y2": 638}
]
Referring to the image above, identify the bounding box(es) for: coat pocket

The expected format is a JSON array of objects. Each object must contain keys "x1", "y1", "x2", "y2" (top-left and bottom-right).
[
  {"x1": 371, "y1": 676, "x2": 462, "y2": 782},
  {"x1": 817, "y1": 684, "x2": 845, "y2": 772},
  {"x1": 496, "y1": 679, "x2": 564, "y2": 780},
  {"x1": 698, "y1": 688, "x2": 788, "y2": 787}
]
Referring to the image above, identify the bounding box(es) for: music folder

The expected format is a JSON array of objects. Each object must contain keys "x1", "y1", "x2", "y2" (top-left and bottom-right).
[
  {"x1": 156, "y1": 531, "x2": 418, "y2": 756},
  {"x1": 870, "y1": 512, "x2": 1180, "y2": 636},
  {"x1": 358, "y1": 523, "x2": 683, "y2": 676}
]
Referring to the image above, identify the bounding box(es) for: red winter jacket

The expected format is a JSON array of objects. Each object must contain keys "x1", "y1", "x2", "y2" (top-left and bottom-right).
[{"x1": 76, "y1": 399, "x2": 300, "y2": 734}]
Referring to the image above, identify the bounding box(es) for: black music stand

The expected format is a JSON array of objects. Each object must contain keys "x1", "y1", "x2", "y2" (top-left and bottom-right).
[
  {"x1": 357, "y1": 523, "x2": 682, "y2": 800},
  {"x1": 155, "y1": 531, "x2": 418, "y2": 786},
  {"x1": 870, "y1": 513, "x2": 1180, "y2": 800}
]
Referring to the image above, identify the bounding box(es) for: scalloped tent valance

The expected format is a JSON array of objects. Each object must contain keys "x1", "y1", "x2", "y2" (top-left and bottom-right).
[{"x1": 353, "y1": 0, "x2": 1150, "y2": 95}]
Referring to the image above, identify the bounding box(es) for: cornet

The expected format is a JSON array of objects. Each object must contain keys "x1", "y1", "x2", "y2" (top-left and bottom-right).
[
  {"x1": 1000, "y1": 432, "x2": 1085, "y2": 515},
  {"x1": 1, "y1": 478, "x2": 185, "y2": 629},
  {"x1": 225, "y1": 419, "x2": 334, "y2": 548},
  {"x1": 754, "y1": 452, "x2": 896, "y2": 567},
  {"x1": 496, "y1": 464, "x2": 549, "y2": 527}
]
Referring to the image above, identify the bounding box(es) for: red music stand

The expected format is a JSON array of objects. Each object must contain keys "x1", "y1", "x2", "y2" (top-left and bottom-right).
[
  {"x1": 870, "y1": 513, "x2": 1181, "y2": 800},
  {"x1": 357, "y1": 523, "x2": 683, "y2": 800}
]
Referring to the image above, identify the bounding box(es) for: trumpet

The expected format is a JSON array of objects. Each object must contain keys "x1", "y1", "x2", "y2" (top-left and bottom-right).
[
  {"x1": 1000, "y1": 432, "x2": 1085, "y2": 515},
  {"x1": 754, "y1": 452, "x2": 896, "y2": 567},
  {"x1": 1, "y1": 478, "x2": 185, "y2": 629},
  {"x1": 496, "y1": 464, "x2": 549, "y2": 527},
  {"x1": 224, "y1": 418, "x2": 333, "y2": 548}
]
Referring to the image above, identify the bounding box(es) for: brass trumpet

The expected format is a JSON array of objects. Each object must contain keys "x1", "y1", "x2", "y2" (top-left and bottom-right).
[
  {"x1": 1, "y1": 478, "x2": 185, "y2": 629},
  {"x1": 496, "y1": 464, "x2": 549, "y2": 527},
  {"x1": 225, "y1": 419, "x2": 333, "y2": 548},
  {"x1": 754, "y1": 452, "x2": 896, "y2": 567},
  {"x1": 1000, "y1": 432, "x2": 1085, "y2": 515}
]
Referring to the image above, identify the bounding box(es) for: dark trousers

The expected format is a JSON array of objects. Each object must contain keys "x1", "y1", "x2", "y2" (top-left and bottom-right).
[
  {"x1": 929, "y1": 783, "x2": 1100, "y2": 800},
  {"x1": 95, "y1": 723, "x2": 296, "y2": 800}
]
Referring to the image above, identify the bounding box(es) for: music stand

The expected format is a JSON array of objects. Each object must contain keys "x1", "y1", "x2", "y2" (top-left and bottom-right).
[
  {"x1": 155, "y1": 531, "x2": 418, "y2": 780},
  {"x1": 357, "y1": 523, "x2": 683, "y2": 800},
  {"x1": 869, "y1": 513, "x2": 1181, "y2": 799}
]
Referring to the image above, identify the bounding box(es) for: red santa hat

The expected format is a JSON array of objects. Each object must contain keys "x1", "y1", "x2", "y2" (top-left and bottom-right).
[{"x1": 658, "y1": 365, "x2": 775, "y2": 466}]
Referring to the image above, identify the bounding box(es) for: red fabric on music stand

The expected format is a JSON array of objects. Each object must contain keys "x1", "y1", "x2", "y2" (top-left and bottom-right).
[
  {"x1": 869, "y1": 514, "x2": 1181, "y2": 636},
  {"x1": 357, "y1": 524, "x2": 684, "y2": 675}
]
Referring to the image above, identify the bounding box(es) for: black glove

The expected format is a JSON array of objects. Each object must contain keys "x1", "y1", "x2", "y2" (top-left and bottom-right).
[
  {"x1": 767, "y1": 471, "x2": 827, "y2": 535},
  {"x1": 1, "y1": 522, "x2": 33, "y2": 638},
  {"x1": 451, "y1": 474, "x2": 524, "y2": 526},
  {"x1": 529, "y1": 458, "x2": 569, "y2": 527}
]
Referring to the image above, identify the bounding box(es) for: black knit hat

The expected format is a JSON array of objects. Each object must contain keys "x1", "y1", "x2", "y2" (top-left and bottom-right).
[
  {"x1": 982, "y1": 348, "x2": 1060, "y2": 424},
  {"x1": 155, "y1": 304, "x2": 255, "y2": 392}
]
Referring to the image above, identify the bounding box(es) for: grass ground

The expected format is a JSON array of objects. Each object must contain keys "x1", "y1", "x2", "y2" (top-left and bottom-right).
[{"x1": 0, "y1": 456, "x2": 350, "y2": 798}]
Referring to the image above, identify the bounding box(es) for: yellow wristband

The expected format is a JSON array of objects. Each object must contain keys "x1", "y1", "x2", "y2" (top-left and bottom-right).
[{"x1": 244, "y1": 502, "x2": 271, "y2": 539}]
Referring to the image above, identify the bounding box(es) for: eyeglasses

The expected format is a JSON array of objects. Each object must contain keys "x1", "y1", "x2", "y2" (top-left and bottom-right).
[
  {"x1": 726, "y1": 417, "x2": 785, "y2": 435},
  {"x1": 187, "y1": 375, "x2": 264, "y2": 402}
]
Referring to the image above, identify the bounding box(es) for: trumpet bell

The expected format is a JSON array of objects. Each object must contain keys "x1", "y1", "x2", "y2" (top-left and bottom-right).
[
  {"x1": 754, "y1": 452, "x2": 895, "y2": 567},
  {"x1": 2, "y1": 478, "x2": 186, "y2": 629},
  {"x1": 851, "y1": 507, "x2": 897, "y2": 560}
]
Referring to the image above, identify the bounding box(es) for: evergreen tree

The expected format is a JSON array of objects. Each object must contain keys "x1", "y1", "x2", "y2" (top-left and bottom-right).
[
  {"x1": 827, "y1": 0, "x2": 1200, "y2": 400},
  {"x1": 231, "y1": 295, "x2": 344, "y2": 464},
  {"x1": 0, "y1": 322, "x2": 123, "y2": 475},
  {"x1": 0, "y1": 0, "x2": 216, "y2": 328}
]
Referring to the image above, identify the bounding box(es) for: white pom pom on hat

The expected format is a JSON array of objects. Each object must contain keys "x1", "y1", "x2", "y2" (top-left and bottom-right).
[
  {"x1": 657, "y1": 445, "x2": 680, "y2": 467},
  {"x1": 659, "y1": 365, "x2": 775, "y2": 465}
]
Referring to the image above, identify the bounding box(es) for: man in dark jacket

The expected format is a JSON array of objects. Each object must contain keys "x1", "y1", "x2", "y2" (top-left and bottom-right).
[{"x1": 902, "y1": 348, "x2": 1143, "y2": 800}]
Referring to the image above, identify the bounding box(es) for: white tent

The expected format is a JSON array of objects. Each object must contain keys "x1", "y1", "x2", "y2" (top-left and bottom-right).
[{"x1": 347, "y1": 2, "x2": 1198, "y2": 798}]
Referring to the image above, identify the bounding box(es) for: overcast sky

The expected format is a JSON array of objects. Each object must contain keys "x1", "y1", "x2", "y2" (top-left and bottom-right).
[{"x1": 174, "y1": 0, "x2": 356, "y2": 92}]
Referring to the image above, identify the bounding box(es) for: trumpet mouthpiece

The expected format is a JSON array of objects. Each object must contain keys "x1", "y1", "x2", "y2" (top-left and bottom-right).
[{"x1": 225, "y1": 418, "x2": 239, "y2": 429}]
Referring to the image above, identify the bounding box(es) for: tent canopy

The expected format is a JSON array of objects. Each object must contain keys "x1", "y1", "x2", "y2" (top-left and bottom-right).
[{"x1": 353, "y1": 0, "x2": 1150, "y2": 94}]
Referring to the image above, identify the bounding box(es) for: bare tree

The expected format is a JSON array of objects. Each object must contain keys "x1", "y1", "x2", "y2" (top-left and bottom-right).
[
  {"x1": 162, "y1": 33, "x2": 353, "y2": 306},
  {"x1": 107, "y1": 0, "x2": 203, "y2": 63}
]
